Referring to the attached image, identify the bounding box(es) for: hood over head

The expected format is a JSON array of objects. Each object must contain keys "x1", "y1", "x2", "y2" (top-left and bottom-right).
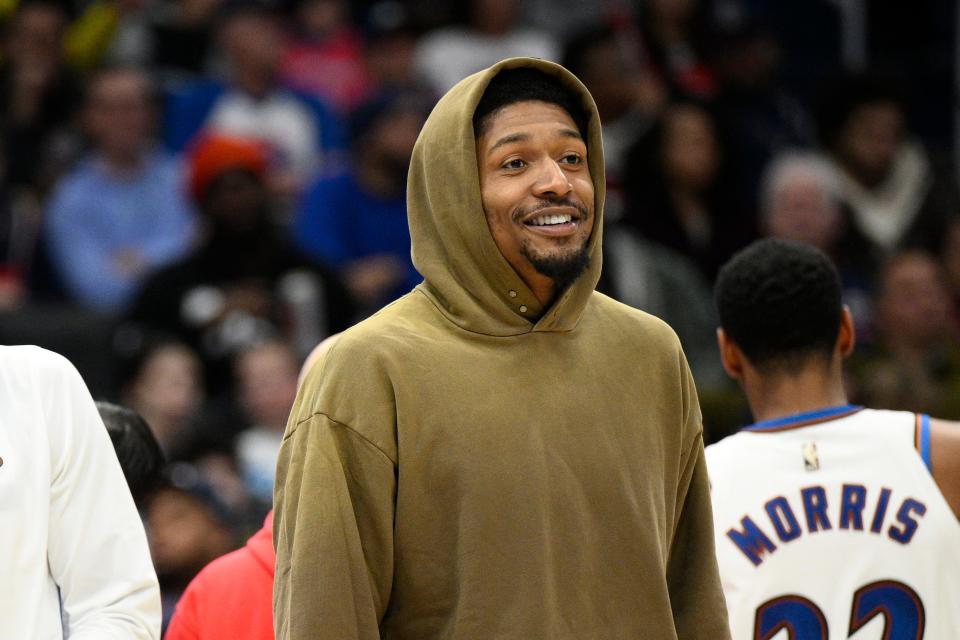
[{"x1": 408, "y1": 57, "x2": 605, "y2": 336}]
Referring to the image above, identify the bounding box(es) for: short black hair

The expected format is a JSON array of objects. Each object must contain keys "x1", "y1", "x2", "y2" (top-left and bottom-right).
[
  {"x1": 715, "y1": 239, "x2": 842, "y2": 372},
  {"x1": 96, "y1": 401, "x2": 165, "y2": 507},
  {"x1": 473, "y1": 68, "x2": 589, "y2": 139}
]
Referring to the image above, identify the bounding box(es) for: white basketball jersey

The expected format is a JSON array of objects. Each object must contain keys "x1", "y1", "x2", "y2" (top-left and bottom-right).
[{"x1": 706, "y1": 406, "x2": 960, "y2": 639}]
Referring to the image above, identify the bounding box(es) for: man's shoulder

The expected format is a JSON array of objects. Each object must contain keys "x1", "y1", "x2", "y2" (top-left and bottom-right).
[
  {"x1": 587, "y1": 291, "x2": 682, "y2": 347},
  {"x1": 308, "y1": 291, "x2": 437, "y2": 370}
]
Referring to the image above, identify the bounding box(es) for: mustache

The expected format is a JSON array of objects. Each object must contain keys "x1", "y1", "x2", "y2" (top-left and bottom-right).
[{"x1": 511, "y1": 197, "x2": 590, "y2": 223}]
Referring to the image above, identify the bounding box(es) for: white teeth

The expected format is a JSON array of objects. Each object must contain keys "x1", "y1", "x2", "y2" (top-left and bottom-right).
[{"x1": 529, "y1": 214, "x2": 573, "y2": 226}]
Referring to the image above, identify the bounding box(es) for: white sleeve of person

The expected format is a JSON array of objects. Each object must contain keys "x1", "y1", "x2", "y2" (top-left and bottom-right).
[{"x1": 40, "y1": 349, "x2": 161, "y2": 639}]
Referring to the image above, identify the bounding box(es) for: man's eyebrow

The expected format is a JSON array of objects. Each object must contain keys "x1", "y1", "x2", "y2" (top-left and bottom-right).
[
  {"x1": 486, "y1": 128, "x2": 584, "y2": 156},
  {"x1": 487, "y1": 133, "x2": 529, "y2": 155}
]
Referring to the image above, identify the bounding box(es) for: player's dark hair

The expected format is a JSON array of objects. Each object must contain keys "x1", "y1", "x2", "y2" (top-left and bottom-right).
[
  {"x1": 473, "y1": 68, "x2": 589, "y2": 139},
  {"x1": 96, "y1": 401, "x2": 165, "y2": 507},
  {"x1": 715, "y1": 239, "x2": 842, "y2": 372}
]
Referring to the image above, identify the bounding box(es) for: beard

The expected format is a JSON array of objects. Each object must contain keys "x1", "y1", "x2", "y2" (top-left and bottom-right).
[
  {"x1": 513, "y1": 197, "x2": 592, "y2": 293},
  {"x1": 521, "y1": 240, "x2": 591, "y2": 294}
]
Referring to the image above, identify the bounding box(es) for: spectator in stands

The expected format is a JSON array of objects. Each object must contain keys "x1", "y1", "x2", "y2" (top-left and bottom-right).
[
  {"x1": 634, "y1": 0, "x2": 717, "y2": 99},
  {"x1": 128, "y1": 134, "x2": 353, "y2": 393},
  {"x1": 233, "y1": 338, "x2": 300, "y2": 506},
  {"x1": 164, "y1": 510, "x2": 275, "y2": 640},
  {"x1": 759, "y1": 151, "x2": 877, "y2": 329},
  {"x1": 44, "y1": 65, "x2": 196, "y2": 313},
  {"x1": 147, "y1": 464, "x2": 237, "y2": 634},
  {"x1": 622, "y1": 99, "x2": 753, "y2": 281},
  {"x1": 561, "y1": 25, "x2": 665, "y2": 219},
  {"x1": 280, "y1": 0, "x2": 373, "y2": 115},
  {"x1": 362, "y1": 0, "x2": 425, "y2": 96},
  {"x1": 711, "y1": 14, "x2": 814, "y2": 208},
  {"x1": 293, "y1": 91, "x2": 427, "y2": 314},
  {"x1": 119, "y1": 335, "x2": 206, "y2": 457},
  {"x1": 164, "y1": 1, "x2": 345, "y2": 199},
  {"x1": 97, "y1": 400, "x2": 166, "y2": 507},
  {"x1": 0, "y1": 0, "x2": 81, "y2": 194},
  {"x1": 849, "y1": 249, "x2": 960, "y2": 419},
  {"x1": 414, "y1": 0, "x2": 559, "y2": 94},
  {"x1": 817, "y1": 73, "x2": 959, "y2": 254},
  {"x1": 163, "y1": 333, "x2": 339, "y2": 640}
]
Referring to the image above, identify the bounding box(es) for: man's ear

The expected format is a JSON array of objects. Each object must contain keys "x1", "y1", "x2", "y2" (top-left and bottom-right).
[
  {"x1": 838, "y1": 306, "x2": 856, "y2": 358},
  {"x1": 717, "y1": 328, "x2": 744, "y2": 381}
]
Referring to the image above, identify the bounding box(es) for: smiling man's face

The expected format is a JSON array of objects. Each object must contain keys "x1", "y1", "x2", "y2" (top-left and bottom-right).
[{"x1": 476, "y1": 100, "x2": 594, "y2": 302}]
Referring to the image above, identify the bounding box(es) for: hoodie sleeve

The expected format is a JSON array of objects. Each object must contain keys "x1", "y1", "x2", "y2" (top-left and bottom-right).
[
  {"x1": 273, "y1": 413, "x2": 397, "y2": 640},
  {"x1": 665, "y1": 357, "x2": 731, "y2": 639}
]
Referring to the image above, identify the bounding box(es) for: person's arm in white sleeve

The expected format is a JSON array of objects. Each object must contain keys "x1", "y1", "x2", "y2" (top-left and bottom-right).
[{"x1": 38, "y1": 349, "x2": 161, "y2": 639}]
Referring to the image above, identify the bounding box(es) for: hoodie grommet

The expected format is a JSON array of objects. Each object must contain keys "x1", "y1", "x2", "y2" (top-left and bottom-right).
[
  {"x1": 519, "y1": 305, "x2": 528, "y2": 313},
  {"x1": 508, "y1": 290, "x2": 517, "y2": 298}
]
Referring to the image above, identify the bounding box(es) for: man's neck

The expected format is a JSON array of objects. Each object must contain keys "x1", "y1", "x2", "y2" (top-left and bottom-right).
[{"x1": 744, "y1": 364, "x2": 849, "y2": 424}]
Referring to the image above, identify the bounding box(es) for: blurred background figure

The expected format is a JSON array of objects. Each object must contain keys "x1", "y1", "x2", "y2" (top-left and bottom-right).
[
  {"x1": 362, "y1": 0, "x2": 425, "y2": 96},
  {"x1": 147, "y1": 464, "x2": 237, "y2": 634},
  {"x1": 622, "y1": 99, "x2": 752, "y2": 282},
  {"x1": 759, "y1": 151, "x2": 877, "y2": 334},
  {"x1": 280, "y1": 0, "x2": 372, "y2": 115},
  {"x1": 97, "y1": 400, "x2": 166, "y2": 508},
  {"x1": 127, "y1": 134, "x2": 352, "y2": 392},
  {"x1": 0, "y1": 0, "x2": 79, "y2": 197},
  {"x1": 633, "y1": 0, "x2": 716, "y2": 99},
  {"x1": 711, "y1": 13, "x2": 814, "y2": 208},
  {"x1": 816, "y1": 73, "x2": 959, "y2": 255},
  {"x1": 164, "y1": 510, "x2": 275, "y2": 640},
  {"x1": 414, "y1": 0, "x2": 559, "y2": 95},
  {"x1": 232, "y1": 338, "x2": 300, "y2": 507},
  {"x1": 164, "y1": 1, "x2": 345, "y2": 201},
  {"x1": 117, "y1": 334, "x2": 206, "y2": 457},
  {"x1": 42, "y1": 65, "x2": 196, "y2": 314},
  {"x1": 163, "y1": 332, "x2": 338, "y2": 640},
  {"x1": 561, "y1": 25, "x2": 665, "y2": 220},
  {"x1": 849, "y1": 249, "x2": 960, "y2": 419},
  {"x1": 293, "y1": 91, "x2": 428, "y2": 316}
]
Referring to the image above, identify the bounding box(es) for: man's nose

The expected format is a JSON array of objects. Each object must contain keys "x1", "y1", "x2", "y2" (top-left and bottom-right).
[{"x1": 532, "y1": 159, "x2": 572, "y2": 198}]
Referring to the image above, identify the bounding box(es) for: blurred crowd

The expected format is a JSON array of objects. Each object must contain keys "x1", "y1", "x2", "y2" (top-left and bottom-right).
[{"x1": 1, "y1": 0, "x2": 959, "y2": 631}]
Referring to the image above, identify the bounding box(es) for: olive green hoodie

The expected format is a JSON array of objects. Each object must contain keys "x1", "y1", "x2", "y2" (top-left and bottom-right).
[{"x1": 273, "y1": 57, "x2": 730, "y2": 639}]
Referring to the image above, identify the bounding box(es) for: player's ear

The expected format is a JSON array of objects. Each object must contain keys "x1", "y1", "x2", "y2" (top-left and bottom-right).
[
  {"x1": 838, "y1": 306, "x2": 855, "y2": 358},
  {"x1": 717, "y1": 328, "x2": 744, "y2": 381}
]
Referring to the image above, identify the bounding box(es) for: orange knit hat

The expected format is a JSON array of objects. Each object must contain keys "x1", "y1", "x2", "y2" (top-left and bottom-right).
[{"x1": 188, "y1": 134, "x2": 269, "y2": 201}]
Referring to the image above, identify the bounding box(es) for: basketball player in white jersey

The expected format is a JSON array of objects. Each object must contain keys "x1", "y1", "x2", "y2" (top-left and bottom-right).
[{"x1": 706, "y1": 239, "x2": 960, "y2": 639}]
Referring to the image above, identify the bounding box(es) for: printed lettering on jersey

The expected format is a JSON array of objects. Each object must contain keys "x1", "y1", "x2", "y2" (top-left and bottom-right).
[{"x1": 726, "y1": 483, "x2": 928, "y2": 566}]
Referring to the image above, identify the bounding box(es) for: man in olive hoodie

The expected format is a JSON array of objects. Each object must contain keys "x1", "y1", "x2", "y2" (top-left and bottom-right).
[{"x1": 274, "y1": 57, "x2": 730, "y2": 639}]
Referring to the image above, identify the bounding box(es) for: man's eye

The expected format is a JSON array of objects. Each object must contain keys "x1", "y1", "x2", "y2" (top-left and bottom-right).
[
  {"x1": 503, "y1": 158, "x2": 526, "y2": 170},
  {"x1": 561, "y1": 154, "x2": 582, "y2": 165}
]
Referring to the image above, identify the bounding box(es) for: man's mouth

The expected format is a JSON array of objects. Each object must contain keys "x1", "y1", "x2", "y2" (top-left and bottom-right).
[{"x1": 526, "y1": 212, "x2": 575, "y2": 226}]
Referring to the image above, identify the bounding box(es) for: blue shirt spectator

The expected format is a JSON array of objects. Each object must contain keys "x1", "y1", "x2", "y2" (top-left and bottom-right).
[
  {"x1": 45, "y1": 149, "x2": 196, "y2": 313},
  {"x1": 293, "y1": 171, "x2": 418, "y2": 300},
  {"x1": 291, "y1": 91, "x2": 429, "y2": 315}
]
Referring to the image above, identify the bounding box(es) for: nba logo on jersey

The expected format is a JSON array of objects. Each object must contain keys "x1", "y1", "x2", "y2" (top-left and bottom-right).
[{"x1": 802, "y1": 441, "x2": 819, "y2": 471}]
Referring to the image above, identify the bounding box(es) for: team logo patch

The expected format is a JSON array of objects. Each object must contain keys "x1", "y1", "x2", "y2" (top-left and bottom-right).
[{"x1": 802, "y1": 441, "x2": 820, "y2": 471}]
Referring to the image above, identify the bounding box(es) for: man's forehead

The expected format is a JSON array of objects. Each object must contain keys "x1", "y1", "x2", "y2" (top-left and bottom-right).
[{"x1": 478, "y1": 101, "x2": 583, "y2": 146}]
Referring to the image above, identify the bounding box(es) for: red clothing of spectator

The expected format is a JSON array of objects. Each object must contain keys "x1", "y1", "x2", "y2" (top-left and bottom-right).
[
  {"x1": 164, "y1": 512, "x2": 275, "y2": 640},
  {"x1": 281, "y1": 28, "x2": 374, "y2": 115}
]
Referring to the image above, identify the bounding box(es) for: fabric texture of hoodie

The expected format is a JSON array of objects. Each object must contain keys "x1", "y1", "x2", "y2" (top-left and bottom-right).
[{"x1": 273, "y1": 57, "x2": 730, "y2": 639}]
